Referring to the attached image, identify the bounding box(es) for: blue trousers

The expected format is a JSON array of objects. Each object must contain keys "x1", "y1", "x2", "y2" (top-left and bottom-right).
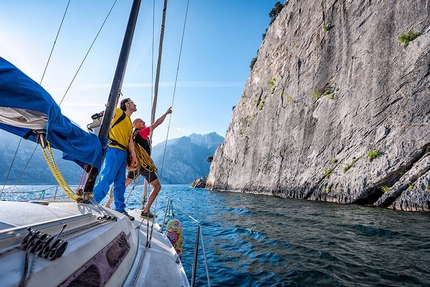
[{"x1": 94, "y1": 146, "x2": 127, "y2": 212}]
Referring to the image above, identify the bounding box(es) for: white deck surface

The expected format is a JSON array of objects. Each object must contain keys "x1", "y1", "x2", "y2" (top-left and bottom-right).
[
  {"x1": 124, "y1": 208, "x2": 189, "y2": 287},
  {"x1": 0, "y1": 201, "x2": 189, "y2": 287}
]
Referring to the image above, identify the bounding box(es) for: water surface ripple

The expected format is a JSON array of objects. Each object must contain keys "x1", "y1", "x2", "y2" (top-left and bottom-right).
[
  {"x1": 161, "y1": 185, "x2": 430, "y2": 287},
  {"x1": 6, "y1": 185, "x2": 430, "y2": 286}
]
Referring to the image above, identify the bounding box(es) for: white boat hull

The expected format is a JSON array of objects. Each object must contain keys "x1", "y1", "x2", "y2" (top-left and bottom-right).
[{"x1": 0, "y1": 201, "x2": 189, "y2": 287}]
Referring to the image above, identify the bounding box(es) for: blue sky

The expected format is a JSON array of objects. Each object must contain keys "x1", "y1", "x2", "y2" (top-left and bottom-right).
[{"x1": 0, "y1": 0, "x2": 279, "y2": 145}]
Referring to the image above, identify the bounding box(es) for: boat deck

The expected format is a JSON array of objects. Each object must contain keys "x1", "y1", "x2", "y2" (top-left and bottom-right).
[
  {"x1": 0, "y1": 201, "x2": 189, "y2": 287},
  {"x1": 123, "y1": 208, "x2": 189, "y2": 287}
]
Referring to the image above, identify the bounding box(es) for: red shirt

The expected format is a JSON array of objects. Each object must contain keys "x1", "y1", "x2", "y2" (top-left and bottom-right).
[
  {"x1": 135, "y1": 127, "x2": 151, "y2": 155},
  {"x1": 139, "y1": 127, "x2": 150, "y2": 140}
]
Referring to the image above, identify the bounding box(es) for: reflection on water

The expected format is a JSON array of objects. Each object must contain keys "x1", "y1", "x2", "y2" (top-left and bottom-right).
[{"x1": 2, "y1": 184, "x2": 430, "y2": 286}]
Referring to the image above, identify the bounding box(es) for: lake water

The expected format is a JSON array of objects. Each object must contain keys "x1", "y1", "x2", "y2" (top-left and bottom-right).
[{"x1": 2, "y1": 184, "x2": 430, "y2": 286}]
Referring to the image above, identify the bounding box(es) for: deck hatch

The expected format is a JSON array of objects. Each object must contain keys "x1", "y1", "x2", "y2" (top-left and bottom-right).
[{"x1": 59, "y1": 231, "x2": 130, "y2": 286}]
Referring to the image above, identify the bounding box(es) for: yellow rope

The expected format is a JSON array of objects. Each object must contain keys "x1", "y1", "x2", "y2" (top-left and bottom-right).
[
  {"x1": 129, "y1": 142, "x2": 158, "y2": 181},
  {"x1": 136, "y1": 142, "x2": 157, "y2": 172},
  {"x1": 41, "y1": 141, "x2": 81, "y2": 201}
]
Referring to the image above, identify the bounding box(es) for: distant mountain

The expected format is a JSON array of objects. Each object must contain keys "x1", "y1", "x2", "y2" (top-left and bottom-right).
[
  {"x1": 0, "y1": 129, "x2": 224, "y2": 185},
  {"x1": 151, "y1": 132, "x2": 224, "y2": 184},
  {"x1": 187, "y1": 132, "x2": 224, "y2": 149},
  {"x1": 0, "y1": 129, "x2": 83, "y2": 185}
]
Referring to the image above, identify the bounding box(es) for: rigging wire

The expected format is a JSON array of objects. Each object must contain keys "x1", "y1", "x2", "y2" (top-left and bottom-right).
[
  {"x1": 142, "y1": 0, "x2": 190, "y2": 246},
  {"x1": 144, "y1": 0, "x2": 169, "y2": 215},
  {"x1": 140, "y1": 0, "x2": 190, "y2": 196},
  {"x1": 151, "y1": 0, "x2": 156, "y2": 106},
  {"x1": 12, "y1": 147, "x2": 38, "y2": 189},
  {"x1": 149, "y1": 0, "x2": 168, "y2": 135},
  {"x1": 58, "y1": 0, "x2": 118, "y2": 106},
  {"x1": 1, "y1": 1, "x2": 72, "y2": 193},
  {"x1": 0, "y1": 139, "x2": 22, "y2": 195},
  {"x1": 140, "y1": 0, "x2": 158, "y2": 209},
  {"x1": 159, "y1": 0, "x2": 190, "y2": 177},
  {"x1": 3, "y1": 1, "x2": 119, "y2": 195},
  {"x1": 54, "y1": 0, "x2": 126, "y2": 198},
  {"x1": 40, "y1": 0, "x2": 71, "y2": 84},
  {"x1": 41, "y1": 0, "x2": 118, "y2": 194}
]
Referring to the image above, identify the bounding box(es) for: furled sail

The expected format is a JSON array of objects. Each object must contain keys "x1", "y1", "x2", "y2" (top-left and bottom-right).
[{"x1": 0, "y1": 57, "x2": 103, "y2": 169}]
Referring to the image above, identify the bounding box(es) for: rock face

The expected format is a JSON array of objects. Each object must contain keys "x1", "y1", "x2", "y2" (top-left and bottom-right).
[
  {"x1": 190, "y1": 178, "x2": 206, "y2": 188},
  {"x1": 206, "y1": 0, "x2": 430, "y2": 211}
]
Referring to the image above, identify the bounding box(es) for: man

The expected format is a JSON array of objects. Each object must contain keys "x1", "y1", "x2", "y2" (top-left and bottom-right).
[
  {"x1": 93, "y1": 98, "x2": 138, "y2": 220},
  {"x1": 126, "y1": 107, "x2": 172, "y2": 219}
]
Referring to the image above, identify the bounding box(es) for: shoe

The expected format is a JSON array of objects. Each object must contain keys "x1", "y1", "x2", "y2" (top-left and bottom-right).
[
  {"x1": 140, "y1": 211, "x2": 155, "y2": 219},
  {"x1": 120, "y1": 211, "x2": 135, "y2": 221}
]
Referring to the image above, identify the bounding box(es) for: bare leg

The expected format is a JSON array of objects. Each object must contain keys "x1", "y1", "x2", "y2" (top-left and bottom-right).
[
  {"x1": 105, "y1": 185, "x2": 114, "y2": 208},
  {"x1": 105, "y1": 197, "x2": 113, "y2": 208},
  {"x1": 142, "y1": 178, "x2": 161, "y2": 213},
  {"x1": 125, "y1": 177, "x2": 133, "y2": 188}
]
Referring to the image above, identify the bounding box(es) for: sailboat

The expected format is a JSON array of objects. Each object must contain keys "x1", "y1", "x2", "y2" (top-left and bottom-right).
[{"x1": 0, "y1": 0, "x2": 193, "y2": 286}]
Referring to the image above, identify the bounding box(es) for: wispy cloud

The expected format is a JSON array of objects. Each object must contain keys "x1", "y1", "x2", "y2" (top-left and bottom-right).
[
  {"x1": 47, "y1": 81, "x2": 245, "y2": 91},
  {"x1": 153, "y1": 81, "x2": 245, "y2": 88}
]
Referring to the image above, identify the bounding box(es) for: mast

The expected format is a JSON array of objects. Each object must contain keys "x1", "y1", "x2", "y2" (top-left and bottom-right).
[
  {"x1": 82, "y1": 0, "x2": 142, "y2": 201},
  {"x1": 150, "y1": 0, "x2": 168, "y2": 129},
  {"x1": 141, "y1": 0, "x2": 168, "y2": 208}
]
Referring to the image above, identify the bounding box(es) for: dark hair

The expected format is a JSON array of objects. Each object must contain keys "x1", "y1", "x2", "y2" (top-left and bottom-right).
[{"x1": 120, "y1": 98, "x2": 130, "y2": 111}]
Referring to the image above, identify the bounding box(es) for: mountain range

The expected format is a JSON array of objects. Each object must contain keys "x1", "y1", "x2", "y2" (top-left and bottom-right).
[
  {"x1": 0, "y1": 129, "x2": 223, "y2": 185},
  {"x1": 151, "y1": 132, "x2": 223, "y2": 184}
]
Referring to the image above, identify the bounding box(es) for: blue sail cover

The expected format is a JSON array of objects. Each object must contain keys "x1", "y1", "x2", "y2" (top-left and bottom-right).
[{"x1": 0, "y1": 57, "x2": 103, "y2": 170}]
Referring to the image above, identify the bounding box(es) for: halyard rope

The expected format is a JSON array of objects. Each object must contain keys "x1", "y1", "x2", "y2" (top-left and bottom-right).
[{"x1": 40, "y1": 141, "x2": 81, "y2": 201}]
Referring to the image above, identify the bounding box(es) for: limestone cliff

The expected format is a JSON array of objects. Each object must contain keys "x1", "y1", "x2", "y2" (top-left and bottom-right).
[{"x1": 206, "y1": 0, "x2": 430, "y2": 211}]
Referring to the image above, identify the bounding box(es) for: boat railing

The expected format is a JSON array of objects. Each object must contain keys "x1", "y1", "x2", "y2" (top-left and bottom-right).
[
  {"x1": 0, "y1": 186, "x2": 71, "y2": 202},
  {"x1": 161, "y1": 196, "x2": 211, "y2": 287},
  {"x1": 1, "y1": 186, "x2": 211, "y2": 286}
]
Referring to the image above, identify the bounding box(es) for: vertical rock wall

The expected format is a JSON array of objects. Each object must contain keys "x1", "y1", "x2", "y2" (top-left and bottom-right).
[{"x1": 206, "y1": 0, "x2": 430, "y2": 211}]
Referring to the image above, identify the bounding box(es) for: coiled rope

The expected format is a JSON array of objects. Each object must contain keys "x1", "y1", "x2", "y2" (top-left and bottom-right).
[
  {"x1": 129, "y1": 142, "x2": 158, "y2": 183},
  {"x1": 136, "y1": 142, "x2": 157, "y2": 173},
  {"x1": 40, "y1": 141, "x2": 81, "y2": 201}
]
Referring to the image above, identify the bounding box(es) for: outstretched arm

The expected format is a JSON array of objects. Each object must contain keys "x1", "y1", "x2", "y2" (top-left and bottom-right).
[{"x1": 150, "y1": 107, "x2": 172, "y2": 131}]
